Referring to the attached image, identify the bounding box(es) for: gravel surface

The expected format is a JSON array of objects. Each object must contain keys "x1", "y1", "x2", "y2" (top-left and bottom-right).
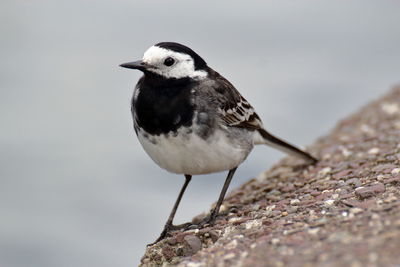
[{"x1": 140, "y1": 87, "x2": 400, "y2": 267}]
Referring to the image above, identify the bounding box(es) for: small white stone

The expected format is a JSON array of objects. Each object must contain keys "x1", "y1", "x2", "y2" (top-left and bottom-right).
[
  {"x1": 223, "y1": 253, "x2": 236, "y2": 260},
  {"x1": 245, "y1": 219, "x2": 262, "y2": 230},
  {"x1": 271, "y1": 238, "x2": 280, "y2": 245},
  {"x1": 226, "y1": 240, "x2": 238, "y2": 250},
  {"x1": 228, "y1": 217, "x2": 242, "y2": 223},
  {"x1": 368, "y1": 147, "x2": 380, "y2": 154},
  {"x1": 257, "y1": 172, "x2": 268, "y2": 181},
  {"x1": 322, "y1": 154, "x2": 331, "y2": 160},
  {"x1": 223, "y1": 226, "x2": 235, "y2": 237},
  {"x1": 318, "y1": 167, "x2": 332, "y2": 176},
  {"x1": 391, "y1": 168, "x2": 400, "y2": 175},
  {"x1": 381, "y1": 102, "x2": 399, "y2": 115},
  {"x1": 219, "y1": 204, "x2": 228, "y2": 213},
  {"x1": 371, "y1": 213, "x2": 380, "y2": 220},
  {"x1": 324, "y1": 199, "x2": 335, "y2": 206},
  {"x1": 377, "y1": 174, "x2": 386, "y2": 181},
  {"x1": 290, "y1": 199, "x2": 300, "y2": 205},
  {"x1": 237, "y1": 234, "x2": 244, "y2": 239},
  {"x1": 369, "y1": 252, "x2": 378, "y2": 262},
  {"x1": 186, "y1": 262, "x2": 203, "y2": 267},
  {"x1": 350, "y1": 207, "x2": 364, "y2": 214},
  {"x1": 340, "y1": 146, "x2": 353, "y2": 157},
  {"x1": 360, "y1": 124, "x2": 375, "y2": 134},
  {"x1": 265, "y1": 205, "x2": 276, "y2": 212},
  {"x1": 308, "y1": 228, "x2": 320, "y2": 235},
  {"x1": 384, "y1": 195, "x2": 398, "y2": 203}
]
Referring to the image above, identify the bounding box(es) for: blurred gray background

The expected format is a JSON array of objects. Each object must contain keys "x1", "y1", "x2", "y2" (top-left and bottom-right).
[{"x1": 1, "y1": 1, "x2": 399, "y2": 266}]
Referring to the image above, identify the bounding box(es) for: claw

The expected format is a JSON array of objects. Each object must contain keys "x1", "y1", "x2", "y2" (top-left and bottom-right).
[
  {"x1": 147, "y1": 222, "x2": 192, "y2": 246},
  {"x1": 191, "y1": 214, "x2": 218, "y2": 229}
]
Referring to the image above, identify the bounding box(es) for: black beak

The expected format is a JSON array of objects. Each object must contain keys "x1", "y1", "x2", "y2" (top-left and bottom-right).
[{"x1": 119, "y1": 60, "x2": 148, "y2": 71}]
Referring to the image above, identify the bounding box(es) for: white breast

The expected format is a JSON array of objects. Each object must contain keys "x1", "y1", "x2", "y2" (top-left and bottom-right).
[{"x1": 137, "y1": 127, "x2": 254, "y2": 175}]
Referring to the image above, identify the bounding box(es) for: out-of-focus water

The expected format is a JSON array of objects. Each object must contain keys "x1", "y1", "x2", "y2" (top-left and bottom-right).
[{"x1": 1, "y1": 1, "x2": 399, "y2": 266}]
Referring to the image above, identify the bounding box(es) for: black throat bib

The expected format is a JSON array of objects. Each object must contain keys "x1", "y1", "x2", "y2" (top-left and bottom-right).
[{"x1": 133, "y1": 74, "x2": 196, "y2": 135}]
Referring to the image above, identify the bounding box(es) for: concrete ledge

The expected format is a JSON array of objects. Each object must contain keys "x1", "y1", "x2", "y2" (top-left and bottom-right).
[{"x1": 140, "y1": 86, "x2": 400, "y2": 266}]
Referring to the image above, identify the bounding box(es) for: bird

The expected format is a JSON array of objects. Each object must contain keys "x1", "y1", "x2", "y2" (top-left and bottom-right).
[{"x1": 120, "y1": 42, "x2": 317, "y2": 245}]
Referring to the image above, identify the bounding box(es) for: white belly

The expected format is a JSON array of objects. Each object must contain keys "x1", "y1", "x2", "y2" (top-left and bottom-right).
[{"x1": 137, "y1": 127, "x2": 254, "y2": 175}]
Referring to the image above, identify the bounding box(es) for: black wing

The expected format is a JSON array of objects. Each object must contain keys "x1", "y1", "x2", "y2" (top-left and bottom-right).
[{"x1": 208, "y1": 69, "x2": 263, "y2": 130}]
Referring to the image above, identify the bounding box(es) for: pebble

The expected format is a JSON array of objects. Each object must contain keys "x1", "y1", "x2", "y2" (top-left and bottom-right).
[
  {"x1": 183, "y1": 235, "x2": 202, "y2": 254},
  {"x1": 384, "y1": 195, "x2": 398, "y2": 203},
  {"x1": 219, "y1": 204, "x2": 228, "y2": 213},
  {"x1": 360, "y1": 124, "x2": 375, "y2": 134},
  {"x1": 318, "y1": 167, "x2": 332, "y2": 177},
  {"x1": 308, "y1": 228, "x2": 320, "y2": 235},
  {"x1": 341, "y1": 147, "x2": 353, "y2": 157},
  {"x1": 385, "y1": 178, "x2": 400, "y2": 185},
  {"x1": 355, "y1": 183, "x2": 385, "y2": 199},
  {"x1": 271, "y1": 238, "x2": 280, "y2": 245},
  {"x1": 332, "y1": 194, "x2": 340, "y2": 199},
  {"x1": 268, "y1": 189, "x2": 281, "y2": 196},
  {"x1": 245, "y1": 220, "x2": 262, "y2": 230},
  {"x1": 290, "y1": 199, "x2": 300, "y2": 205},
  {"x1": 350, "y1": 208, "x2": 364, "y2": 214},
  {"x1": 310, "y1": 190, "x2": 320, "y2": 197},
  {"x1": 222, "y1": 253, "x2": 236, "y2": 260},
  {"x1": 346, "y1": 178, "x2": 361, "y2": 188},
  {"x1": 324, "y1": 199, "x2": 335, "y2": 206},
  {"x1": 208, "y1": 230, "x2": 219, "y2": 243},
  {"x1": 166, "y1": 237, "x2": 177, "y2": 246},
  {"x1": 376, "y1": 174, "x2": 389, "y2": 181},
  {"x1": 288, "y1": 206, "x2": 298, "y2": 214},
  {"x1": 226, "y1": 240, "x2": 238, "y2": 250},
  {"x1": 381, "y1": 102, "x2": 399, "y2": 115},
  {"x1": 265, "y1": 205, "x2": 276, "y2": 212},
  {"x1": 368, "y1": 148, "x2": 380, "y2": 155},
  {"x1": 270, "y1": 210, "x2": 282, "y2": 217},
  {"x1": 391, "y1": 168, "x2": 400, "y2": 175}
]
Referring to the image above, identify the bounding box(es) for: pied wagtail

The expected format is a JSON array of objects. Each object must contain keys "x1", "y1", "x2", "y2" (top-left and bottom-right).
[{"x1": 120, "y1": 42, "x2": 317, "y2": 245}]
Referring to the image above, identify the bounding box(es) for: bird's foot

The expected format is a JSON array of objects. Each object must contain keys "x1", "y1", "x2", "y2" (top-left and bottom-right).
[
  {"x1": 147, "y1": 222, "x2": 192, "y2": 246},
  {"x1": 148, "y1": 212, "x2": 224, "y2": 246},
  {"x1": 186, "y1": 212, "x2": 220, "y2": 230}
]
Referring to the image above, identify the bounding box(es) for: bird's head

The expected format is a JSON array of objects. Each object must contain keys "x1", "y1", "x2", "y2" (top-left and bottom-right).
[{"x1": 120, "y1": 42, "x2": 208, "y2": 80}]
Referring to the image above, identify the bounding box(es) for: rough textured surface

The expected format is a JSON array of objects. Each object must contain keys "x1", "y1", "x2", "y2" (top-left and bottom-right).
[{"x1": 140, "y1": 87, "x2": 400, "y2": 267}]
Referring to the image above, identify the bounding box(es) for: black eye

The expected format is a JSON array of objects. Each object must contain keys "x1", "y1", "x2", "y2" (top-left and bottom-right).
[{"x1": 163, "y1": 57, "x2": 175, "y2": 66}]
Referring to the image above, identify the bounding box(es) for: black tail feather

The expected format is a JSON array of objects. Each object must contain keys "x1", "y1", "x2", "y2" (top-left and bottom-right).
[{"x1": 258, "y1": 128, "x2": 317, "y2": 164}]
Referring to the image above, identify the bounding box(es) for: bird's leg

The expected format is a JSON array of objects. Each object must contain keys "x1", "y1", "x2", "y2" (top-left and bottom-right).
[
  {"x1": 206, "y1": 167, "x2": 237, "y2": 225},
  {"x1": 148, "y1": 174, "x2": 192, "y2": 246}
]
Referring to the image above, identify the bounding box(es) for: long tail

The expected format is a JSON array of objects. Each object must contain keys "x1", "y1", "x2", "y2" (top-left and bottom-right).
[{"x1": 258, "y1": 128, "x2": 318, "y2": 164}]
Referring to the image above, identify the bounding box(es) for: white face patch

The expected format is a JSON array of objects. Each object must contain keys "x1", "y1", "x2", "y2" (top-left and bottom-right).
[{"x1": 142, "y1": 46, "x2": 207, "y2": 80}]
